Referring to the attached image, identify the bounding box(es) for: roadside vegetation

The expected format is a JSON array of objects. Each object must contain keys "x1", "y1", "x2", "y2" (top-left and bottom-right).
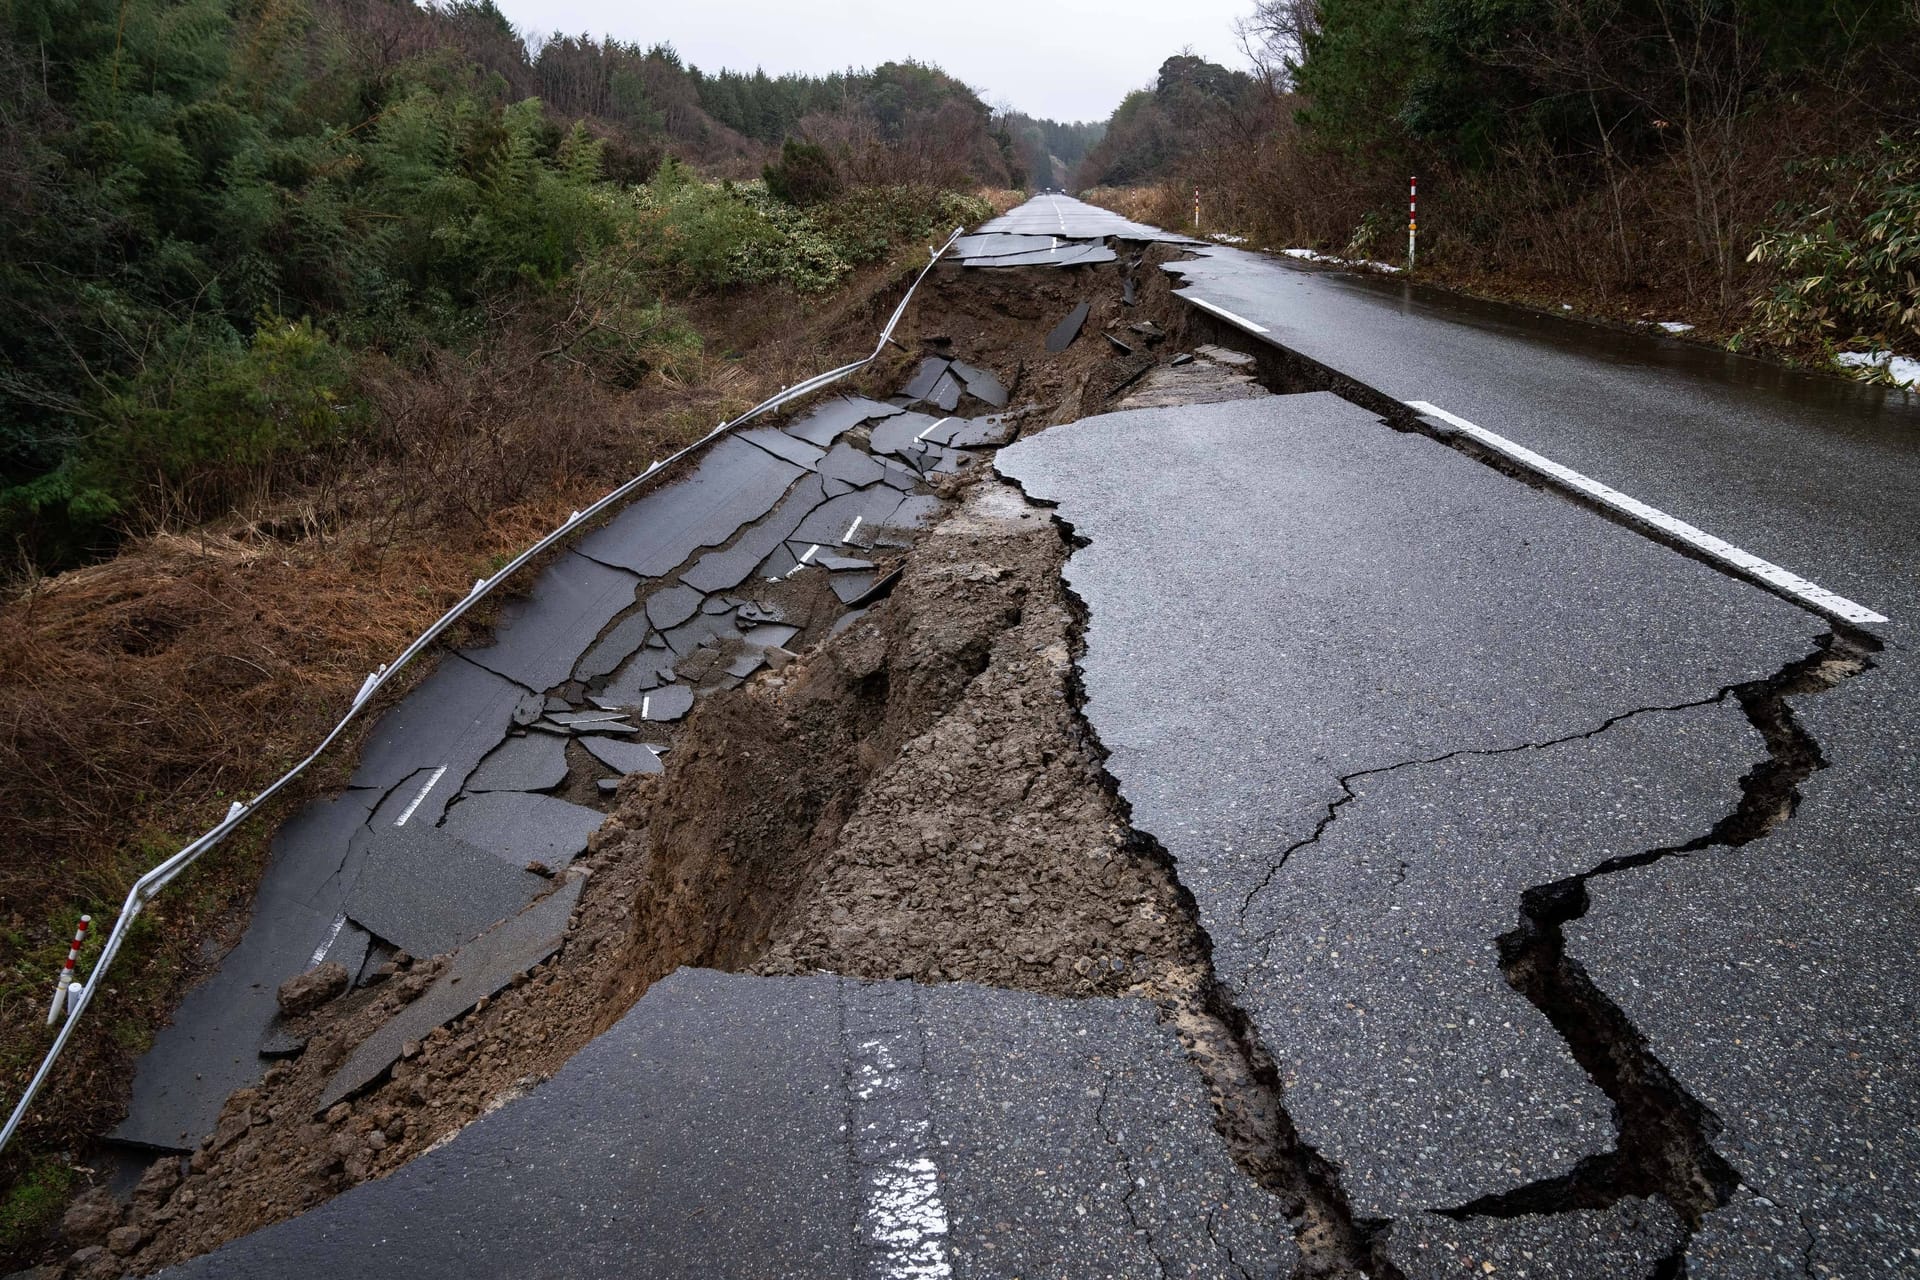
[
  {"x1": 1077, "y1": 1, "x2": 1920, "y2": 380},
  {"x1": 0, "y1": 0, "x2": 1011, "y2": 1251}
]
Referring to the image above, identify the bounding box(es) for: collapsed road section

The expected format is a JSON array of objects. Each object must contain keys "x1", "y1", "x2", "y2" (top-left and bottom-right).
[{"x1": 51, "y1": 194, "x2": 1909, "y2": 1280}]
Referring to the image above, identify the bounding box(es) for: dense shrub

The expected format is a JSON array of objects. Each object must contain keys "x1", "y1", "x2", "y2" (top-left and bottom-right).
[
  {"x1": 635, "y1": 164, "x2": 989, "y2": 294},
  {"x1": 764, "y1": 139, "x2": 842, "y2": 206},
  {"x1": 1749, "y1": 139, "x2": 1920, "y2": 354}
]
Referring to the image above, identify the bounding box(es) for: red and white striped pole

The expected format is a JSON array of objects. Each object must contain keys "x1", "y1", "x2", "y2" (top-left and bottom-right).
[
  {"x1": 46, "y1": 915, "x2": 90, "y2": 1025},
  {"x1": 1193, "y1": 185, "x2": 1200, "y2": 230},
  {"x1": 1408, "y1": 175, "x2": 1418, "y2": 270}
]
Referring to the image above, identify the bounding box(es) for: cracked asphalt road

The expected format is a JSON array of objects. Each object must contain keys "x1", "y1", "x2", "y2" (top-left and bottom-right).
[
  {"x1": 1002, "y1": 195, "x2": 1919, "y2": 1277},
  {"x1": 124, "y1": 197, "x2": 1916, "y2": 1278},
  {"x1": 161, "y1": 971, "x2": 1286, "y2": 1279}
]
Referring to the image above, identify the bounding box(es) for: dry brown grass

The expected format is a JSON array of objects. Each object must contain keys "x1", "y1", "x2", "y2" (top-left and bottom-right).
[{"x1": 0, "y1": 248, "x2": 929, "y2": 1256}]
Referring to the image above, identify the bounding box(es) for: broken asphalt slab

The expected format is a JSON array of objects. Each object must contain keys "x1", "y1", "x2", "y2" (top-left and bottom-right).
[
  {"x1": 781, "y1": 395, "x2": 902, "y2": 448},
  {"x1": 314, "y1": 876, "x2": 586, "y2": 1113},
  {"x1": 439, "y1": 791, "x2": 605, "y2": 870},
  {"x1": 961, "y1": 242, "x2": 1118, "y2": 268},
  {"x1": 459, "y1": 552, "x2": 637, "y2": 692},
  {"x1": 579, "y1": 736, "x2": 663, "y2": 776},
  {"x1": 575, "y1": 436, "x2": 801, "y2": 577},
  {"x1": 1569, "y1": 669, "x2": 1920, "y2": 1277},
  {"x1": 1244, "y1": 698, "x2": 1765, "y2": 1222},
  {"x1": 679, "y1": 474, "x2": 827, "y2": 593},
  {"x1": 1045, "y1": 301, "x2": 1090, "y2": 353},
  {"x1": 995, "y1": 393, "x2": 1817, "y2": 982},
  {"x1": 996, "y1": 391, "x2": 1821, "y2": 1257},
  {"x1": 116, "y1": 791, "x2": 378, "y2": 1150},
  {"x1": 349, "y1": 657, "x2": 529, "y2": 821},
  {"x1": 947, "y1": 360, "x2": 1009, "y2": 408},
  {"x1": 343, "y1": 823, "x2": 550, "y2": 960},
  {"x1": 167, "y1": 971, "x2": 1289, "y2": 1278},
  {"x1": 461, "y1": 732, "x2": 568, "y2": 792}
]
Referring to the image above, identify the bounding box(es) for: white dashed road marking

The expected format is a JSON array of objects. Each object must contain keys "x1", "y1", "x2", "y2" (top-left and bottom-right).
[{"x1": 394, "y1": 764, "x2": 447, "y2": 826}]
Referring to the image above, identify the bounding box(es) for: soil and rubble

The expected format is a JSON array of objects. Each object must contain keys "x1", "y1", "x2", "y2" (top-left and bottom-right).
[
  {"x1": 63, "y1": 251, "x2": 1328, "y2": 1278},
  {"x1": 45, "y1": 211, "x2": 1847, "y2": 1280}
]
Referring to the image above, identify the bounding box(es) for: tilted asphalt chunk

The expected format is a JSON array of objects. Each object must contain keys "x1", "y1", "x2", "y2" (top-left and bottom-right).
[
  {"x1": 783, "y1": 396, "x2": 904, "y2": 448},
  {"x1": 947, "y1": 360, "x2": 1009, "y2": 408},
  {"x1": 643, "y1": 582, "x2": 704, "y2": 631},
  {"x1": 344, "y1": 822, "x2": 549, "y2": 961},
  {"x1": 350, "y1": 658, "x2": 527, "y2": 804},
  {"x1": 579, "y1": 736, "x2": 664, "y2": 776},
  {"x1": 737, "y1": 426, "x2": 827, "y2": 470},
  {"x1": 463, "y1": 732, "x2": 569, "y2": 793},
  {"x1": 460, "y1": 552, "x2": 637, "y2": 693},
  {"x1": 576, "y1": 437, "x2": 801, "y2": 577},
  {"x1": 963, "y1": 243, "x2": 1117, "y2": 268},
  {"x1": 440, "y1": 791, "x2": 605, "y2": 870},
  {"x1": 1045, "y1": 302, "x2": 1091, "y2": 353},
  {"x1": 572, "y1": 611, "x2": 652, "y2": 683},
  {"x1": 315, "y1": 877, "x2": 586, "y2": 1114},
  {"x1": 638, "y1": 682, "x2": 695, "y2": 722},
  {"x1": 925, "y1": 369, "x2": 964, "y2": 413},
  {"x1": 815, "y1": 441, "x2": 888, "y2": 495},
  {"x1": 900, "y1": 357, "x2": 951, "y2": 402},
  {"x1": 681, "y1": 475, "x2": 829, "y2": 594}
]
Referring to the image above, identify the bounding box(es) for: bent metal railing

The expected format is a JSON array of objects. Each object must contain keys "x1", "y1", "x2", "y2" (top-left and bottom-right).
[{"x1": 0, "y1": 227, "x2": 964, "y2": 1153}]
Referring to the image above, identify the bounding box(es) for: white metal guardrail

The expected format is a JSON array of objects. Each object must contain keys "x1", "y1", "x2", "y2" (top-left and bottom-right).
[{"x1": 0, "y1": 227, "x2": 965, "y2": 1153}]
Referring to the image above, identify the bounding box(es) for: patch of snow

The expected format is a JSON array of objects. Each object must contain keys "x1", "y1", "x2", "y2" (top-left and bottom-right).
[
  {"x1": 1209, "y1": 232, "x2": 1248, "y2": 244},
  {"x1": 1658, "y1": 321, "x2": 1694, "y2": 334},
  {"x1": 1836, "y1": 349, "x2": 1920, "y2": 389},
  {"x1": 1561, "y1": 304, "x2": 1573, "y2": 311},
  {"x1": 1282, "y1": 247, "x2": 1402, "y2": 274}
]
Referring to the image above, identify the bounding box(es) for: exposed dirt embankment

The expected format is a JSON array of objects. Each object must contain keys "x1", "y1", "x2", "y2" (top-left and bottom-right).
[
  {"x1": 104, "y1": 473, "x2": 1185, "y2": 1276},
  {"x1": 86, "y1": 248, "x2": 1230, "y2": 1276},
  {"x1": 602, "y1": 480, "x2": 1197, "y2": 1011}
]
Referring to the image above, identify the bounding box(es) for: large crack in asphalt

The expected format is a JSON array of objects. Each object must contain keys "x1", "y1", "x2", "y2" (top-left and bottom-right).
[
  {"x1": 1031, "y1": 494, "x2": 1405, "y2": 1280},
  {"x1": 1154, "y1": 273, "x2": 1893, "y2": 1273},
  {"x1": 1235, "y1": 690, "x2": 1767, "y2": 971},
  {"x1": 1434, "y1": 632, "x2": 1876, "y2": 1259}
]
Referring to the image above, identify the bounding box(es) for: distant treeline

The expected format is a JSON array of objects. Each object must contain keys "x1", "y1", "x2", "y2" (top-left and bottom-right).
[
  {"x1": 0, "y1": 0, "x2": 1015, "y2": 568},
  {"x1": 1077, "y1": 2, "x2": 1920, "y2": 361}
]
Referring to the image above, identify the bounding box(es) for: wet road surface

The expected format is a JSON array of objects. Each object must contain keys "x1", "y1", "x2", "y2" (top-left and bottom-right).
[{"x1": 135, "y1": 195, "x2": 1917, "y2": 1278}]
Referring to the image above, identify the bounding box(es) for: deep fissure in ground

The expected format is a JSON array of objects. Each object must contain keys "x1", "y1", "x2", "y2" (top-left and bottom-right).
[
  {"x1": 1446, "y1": 637, "x2": 1875, "y2": 1233},
  {"x1": 83, "y1": 245, "x2": 1870, "y2": 1280},
  {"x1": 1172, "y1": 276, "x2": 1886, "y2": 1272}
]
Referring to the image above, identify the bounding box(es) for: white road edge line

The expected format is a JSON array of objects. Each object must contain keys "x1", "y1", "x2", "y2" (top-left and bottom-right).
[
  {"x1": 393, "y1": 764, "x2": 447, "y2": 827},
  {"x1": 1186, "y1": 296, "x2": 1270, "y2": 334},
  {"x1": 843, "y1": 515, "x2": 864, "y2": 543},
  {"x1": 1406, "y1": 400, "x2": 1889, "y2": 625}
]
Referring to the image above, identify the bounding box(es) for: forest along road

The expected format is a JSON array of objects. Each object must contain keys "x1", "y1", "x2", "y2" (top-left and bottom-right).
[{"x1": 1005, "y1": 197, "x2": 1919, "y2": 1276}]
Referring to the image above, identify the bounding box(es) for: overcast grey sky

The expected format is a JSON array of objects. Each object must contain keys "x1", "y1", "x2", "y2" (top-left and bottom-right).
[{"x1": 486, "y1": 0, "x2": 1259, "y2": 123}]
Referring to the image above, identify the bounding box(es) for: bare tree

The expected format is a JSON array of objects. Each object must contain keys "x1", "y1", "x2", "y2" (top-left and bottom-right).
[{"x1": 1235, "y1": 0, "x2": 1320, "y2": 89}]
